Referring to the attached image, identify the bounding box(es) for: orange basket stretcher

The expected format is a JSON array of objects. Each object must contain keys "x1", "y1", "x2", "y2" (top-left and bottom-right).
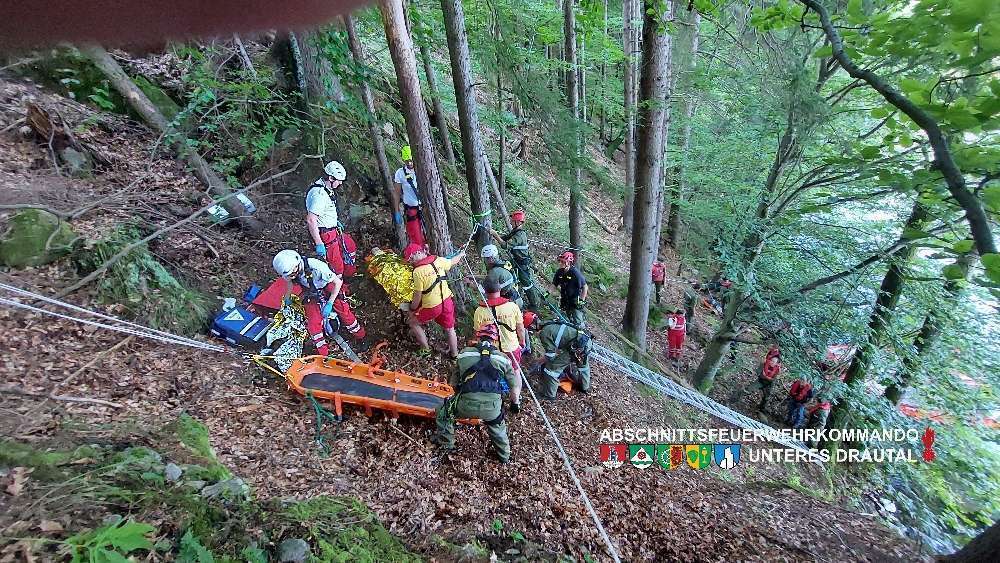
[{"x1": 284, "y1": 355, "x2": 478, "y2": 424}]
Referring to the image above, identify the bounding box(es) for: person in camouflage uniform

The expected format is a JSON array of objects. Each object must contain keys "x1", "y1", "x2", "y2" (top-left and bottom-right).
[
  {"x1": 433, "y1": 324, "x2": 518, "y2": 463},
  {"x1": 490, "y1": 210, "x2": 540, "y2": 311},
  {"x1": 524, "y1": 312, "x2": 592, "y2": 399},
  {"x1": 465, "y1": 244, "x2": 524, "y2": 309}
]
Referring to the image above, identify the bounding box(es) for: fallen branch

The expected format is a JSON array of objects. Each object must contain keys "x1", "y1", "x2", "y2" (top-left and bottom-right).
[
  {"x1": 584, "y1": 205, "x2": 617, "y2": 234},
  {"x1": 52, "y1": 160, "x2": 305, "y2": 300},
  {"x1": 1, "y1": 386, "x2": 123, "y2": 408}
]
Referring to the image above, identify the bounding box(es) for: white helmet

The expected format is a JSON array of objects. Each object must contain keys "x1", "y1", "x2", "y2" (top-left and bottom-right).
[
  {"x1": 324, "y1": 160, "x2": 346, "y2": 181},
  {"x1": 481, "y1": 244, "x2": 500, "y2": 260},
  {"x1": 272, "y1": 249, "x2": 304, "y2": 279}
]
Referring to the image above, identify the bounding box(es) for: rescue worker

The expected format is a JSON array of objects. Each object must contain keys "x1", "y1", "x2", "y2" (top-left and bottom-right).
[
  {"x1": 737, "y1": 353, "x2": 782, "y2": 412},
  {"x1": 404, "y1": 242, "x2": 465, "y2": 358},
  {"x1": 306, "y1": 160, "x2": 358, "y2": 277},
  {"x1": 271, "y1": 249, "x2": 367, "y2": 355},
  {"x1": 651, "y1": 259, "x2": 666, "y2": 304},
  {"x1": 666, "y1": 307, "x2": 686, "y2": 365},
  {"x1": 465, "y1": 245, "x2": 524, "y2": 309},
  {"x1": 786, "y1": 378, "x2": 814, "y2": 429},
  {"x1": 524, "y1": 312, "x2": 592, "y2": 399},
  {"x1": 683, "y1": 286, "x2": 699, "y2": 330},
  {"x1": 392, "y1": 145, "x2": 425, "y2": 247},
  {"x1": 807, "y1": 396, "x2": 831, "y2": 446},
  {"x1": 552, "y1": 251, "x2": 588, "y2": 326},
  {"x1": 433, "y1": 324, "x2": 517, "y2": 464},
  {"x1": 473, "y1": 278, "x2": 526, "y2": 387},
  {"x1": 490, "y1": 210, "x2": 540, "y2": 311}
]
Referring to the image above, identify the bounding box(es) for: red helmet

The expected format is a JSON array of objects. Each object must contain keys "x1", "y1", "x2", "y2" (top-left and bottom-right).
[
  {"x1": 476, "y1": 323, "x2": 499, "y2": 341},
  {"x1": 403, "y1": 243, "x2": 425, "y2": 261},
  {"x1": 558, "y1": 251, "x2": 575, "y2": 264},
  {"x1": 522, "y1": 311, "x2": 538, "y2": 329},
  {"x1": 511, "y1": 210, "x2": 526, "y2": 222}
]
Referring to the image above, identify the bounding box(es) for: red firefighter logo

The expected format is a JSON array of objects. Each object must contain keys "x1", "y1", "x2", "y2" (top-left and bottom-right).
[{"x1": 921, "y1": 427, "x2": 935, "y2": 462}]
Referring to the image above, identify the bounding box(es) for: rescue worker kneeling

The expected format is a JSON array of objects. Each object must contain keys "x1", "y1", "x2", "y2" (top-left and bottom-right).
[
  {"x1": 433, "y1": 324, "x2": 517, "y2": 464},
  {"x1": 524, "y1": 312, "x2": 592, "y2": 399}
]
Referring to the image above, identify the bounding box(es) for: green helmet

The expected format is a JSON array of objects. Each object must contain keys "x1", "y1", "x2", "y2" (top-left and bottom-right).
[{"x1": 401, "y1": 145, "x2": 412, "y2": 161}]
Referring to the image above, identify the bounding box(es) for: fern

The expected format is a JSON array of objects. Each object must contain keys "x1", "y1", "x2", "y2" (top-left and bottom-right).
[{"x1": 66, "y1": 517, "x2": 155, "y2": 563}]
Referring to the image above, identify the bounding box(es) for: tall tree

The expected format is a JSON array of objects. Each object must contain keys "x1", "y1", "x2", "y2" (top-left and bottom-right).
[
  {"x1": 621, "y1": 0, "x2": 639, "y2": 232},
  {"x1": 344, "y1": 15, "x2": 405, "y2": 249},
  {"x1": 563, "y1": 0, "x2": 584, "y2": 257},
  {"x1": 416, "y1": 36, "x2": 456, "y2": 166},
  {"x1": 622, "y1": 0, "x2": 673, "y2": 350},
  {"x1": 665, "y1": 1, "x2": 701, "y2": 248},
  {"x1": 440, "y1": 0, "x2": 494, "y2": 245},
  {"x1": 380, "y1": 0, "x2": 452, "y2": 256},
  {"x1": 884, "y1": 253, "x2": 973, "y2": 404}
]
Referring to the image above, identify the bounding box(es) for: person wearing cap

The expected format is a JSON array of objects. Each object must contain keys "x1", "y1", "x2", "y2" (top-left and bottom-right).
[
  {"x1": 392, "y1": 145, "x2": 425, "y2": 247},
  {"x1": 306, "y1": 160, "x2": 358, "y2": 277},
  {"x1": 432, "y1": 323, "x2": 517, "y2": 464},
  {"x1": 490, "y1": 210, "x2": 540, "y2": 310},
  {"x1": 271, "y1": 249, "x2": 367, "y2": 356},
  {"x1": 552, "y1": 251, "x2": 588, "y2": 326},
  {"x1": 464, "y1": 245, "x2": 524, "y2": 309},
  {"x1": 523, "y1": 312, "x2": 592, "y2": 399},
  {"x1": 473, "y1": 278, "x2": 525, "y2": 406},
  {"x1": 404, "y1": 242, "x2": 465, "y2": 358}
]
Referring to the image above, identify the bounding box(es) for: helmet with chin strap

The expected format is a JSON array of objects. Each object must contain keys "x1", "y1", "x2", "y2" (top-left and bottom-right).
[
  {"x1": 273, "y1": 249, "x2": 304, "y2": 279},
  {"x1": 324, "y1": 160, "x2": 346, "y2": 181}
]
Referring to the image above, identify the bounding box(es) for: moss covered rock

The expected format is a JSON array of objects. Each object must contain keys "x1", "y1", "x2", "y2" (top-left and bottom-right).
[{"x1": 0, "y1": 208, "x2": 77, "y2": 267}]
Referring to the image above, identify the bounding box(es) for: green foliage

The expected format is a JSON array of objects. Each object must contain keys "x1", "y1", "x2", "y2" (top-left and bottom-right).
[
  {"x1": 72, "y1": 225, "x2": 211, "y2": 336},
  {"x1": 66, "y1": 517, "x2": 155, "y2": 563},
  {"x1": 169, "y1": 414, "x2": 231, "y2": 482},
  {"x1": 178, "y1": 530, "x2": 216, "y2": 563}
]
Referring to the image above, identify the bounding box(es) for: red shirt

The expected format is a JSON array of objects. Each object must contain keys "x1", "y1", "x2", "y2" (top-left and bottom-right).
[
  {"x1": 760, "y1": 361, "x2": 780, "y2": 381},
  {"x1": 651, "y1": 262, "x2": 666, "y2": 283}
]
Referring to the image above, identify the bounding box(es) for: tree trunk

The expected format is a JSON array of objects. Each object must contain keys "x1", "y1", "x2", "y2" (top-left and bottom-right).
[
  {"x1": 564, "y1": 0, "x2": 584, "y2": 259},
  {"x1": 692, "y1": 289, "x2": 742, "y2": 391},
  {"x1": 579, "y1": 34, "x2": 587, "y2": 123},
  {"x1": 483, "y1": 155, "x2": 513, "y2": 230},
  {"x1": 621, "y1": 0, "x2": 673, "y2": 351},
  {"x1": 824, "y1": 201, "x2": 929, "y2": 452},
  {"x1": 666, "y1": 2, "x2": 700, "y2": 248},
  {"x1": 345, "y1": 15, "x2": 406, "y2": 249},
  {"x1": 600, "y1": 0, "x2": 608, "y2": 141},
  {"x1": 621, "y1": 0, "x2": 638, "y2": 232},
  {"x1": 380, "y1": 0, "x2": 452, "y2": 256},
  {"x1": 81, "y1": 44, "x2": 263, "y2": 232},
  {"x1": 884, "y1": 253, "x2": 972, "y2": 404},
  {"x1": 293, "y1": 30, "x2": 346, "y2": 106},
  {"x1": 939, "y1": 520, "x2": 1000, "y2": 563},
  {"x1": 418, "y1": 42, "x2": 457, "y2": 167},
  {"x1": 440, "y1": 0, "x2": 494, "y2": 246}
]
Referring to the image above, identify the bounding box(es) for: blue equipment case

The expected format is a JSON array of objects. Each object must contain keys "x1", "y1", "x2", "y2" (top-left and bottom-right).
[{"x1": 209, "y1": 306, "x2": 273, "y2": 347}]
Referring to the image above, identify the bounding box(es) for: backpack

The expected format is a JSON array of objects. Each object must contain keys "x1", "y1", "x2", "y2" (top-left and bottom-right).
[{"x1": 458, "y1": 340, "x2": 503, "y2": 394}]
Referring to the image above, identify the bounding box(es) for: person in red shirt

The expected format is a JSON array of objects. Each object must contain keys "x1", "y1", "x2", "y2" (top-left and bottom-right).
[
  {"x1": 806, "y1": 396, "x2": 831, "y2": 446},
  {"x1": 732, "y1": 350, "x2": 782, "y2": 412},
  {"x1": 786, "y1": 379, "x2": 814, "y2": 428},
  {"x1": 651, "y1": 260, "x2": 666, "y2": 304},
  {"x1": 666, "y1": 308, "x2": 686, "y2": 365}
]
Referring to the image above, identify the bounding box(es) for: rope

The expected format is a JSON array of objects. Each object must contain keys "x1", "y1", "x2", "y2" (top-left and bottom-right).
[
  {"x1": 306, "y1": 391, "x2": 340, "y2": 456},
  {"x1": 0, "y1": 282, "x2": 217, "y2": 349},
  {"x1": 0, "y1": 297, "x2": 226, "y2": 352},
  {"x1": 461, "y1": 259, "x2": 622, "y2": 563}
]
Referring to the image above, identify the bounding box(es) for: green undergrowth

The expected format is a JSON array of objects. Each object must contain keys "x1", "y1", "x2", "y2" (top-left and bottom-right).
[
  {"x1": 0, "y1": 415, "x2": 420, "y2": 563},
  {"x1": 72, "y1": 225, "x2": 212, "y2": 336}
]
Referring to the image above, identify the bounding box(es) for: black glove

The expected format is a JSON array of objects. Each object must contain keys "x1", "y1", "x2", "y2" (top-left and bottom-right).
[{"x1": 510, "y1": 401, "x2": 521, "y2": 414}]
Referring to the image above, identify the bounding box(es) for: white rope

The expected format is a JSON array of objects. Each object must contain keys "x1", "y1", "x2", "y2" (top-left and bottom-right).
[
  {"x1": 0, "y1": 297, "x2": 226, "y2": 353},
  {"x1": 0, "y1": 282, "x2": 216, "y2": 349},
  {"x1": 460, "y1": 259, "x2": 622, "y2": 563}
]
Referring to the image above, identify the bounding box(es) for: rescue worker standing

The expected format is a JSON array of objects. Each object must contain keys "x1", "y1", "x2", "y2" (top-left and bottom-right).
[
  {"x1": 651, "y1": 259, "x2": 666, "y2": 304},
  {"x1": 306, "y1": 161, "x2": 358, "y2": 277},
  {"x1": 786, "y1": 379, "x2": 814, "y2": 429},
  {"x1": 272, "y1": 249, "x2": 367, "y2": 355},
  {"x1": 392, "y1": 145, "x2": 425, "y2": 247},
  {"x1": 552, "y1": 251, "x2": 588, "y2": 326},
  {"x1": 465, "y1": 245, "x2": 524, "y2": 309},
  {"x1": 404, "y1": 243, "x2": 465, "y2": 358},
  {"x1": 524, "y1": 312, "x2": 592, "y2": 399},
  {"x1": 666, "y1": 307, "x2": 686, "y2": 365},
  {"x1": 737, "y1": 352, "x2": 782, "y2": 412},
  {"x1": 433, "y1": 324, "x2": 517, "y2": 464},
  {"x1": 490, "y1": 210, "x2": 540, "y2": 311},
  {"x1": 807, "y1": 396, "x2": 831, "y2": 446},
  {"x1": 473, "y1": 279, "x2": 526, "y2": 394}
]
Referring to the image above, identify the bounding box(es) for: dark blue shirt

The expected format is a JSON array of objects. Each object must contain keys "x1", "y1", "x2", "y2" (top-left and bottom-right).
[{"x1": 553, "y1": 266, "x2": 585, "y2": 309}]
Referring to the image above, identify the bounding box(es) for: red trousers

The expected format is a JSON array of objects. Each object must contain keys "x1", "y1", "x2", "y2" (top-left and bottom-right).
[
  {"x1": 319, "y1": 228, "x2": 358, "y2": 277},
  {"x1": 303, "y1": 292, "x2": 365, "y2": 356},
  {"x1": 404, "y1": 204, "x2": 425, "y2": 247},
  {"x1": 667, "y1": 329, "x2": 685, "y2": 359}
]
